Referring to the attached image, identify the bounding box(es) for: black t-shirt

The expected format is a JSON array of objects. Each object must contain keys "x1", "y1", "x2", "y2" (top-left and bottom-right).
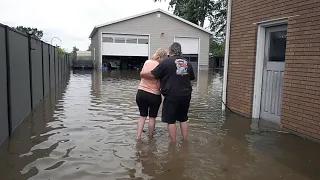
[{"x1": 151, "y1": 55, "x2": 195, "y2": 98}]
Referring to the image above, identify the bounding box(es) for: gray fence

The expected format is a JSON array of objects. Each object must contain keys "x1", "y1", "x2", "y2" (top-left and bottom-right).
[
  {"x1": 0, "y1": 24, "x2": 71, "y2": 145},
  {"x1": 209, "y1": 56, "x2": 224, "y2": 70}
]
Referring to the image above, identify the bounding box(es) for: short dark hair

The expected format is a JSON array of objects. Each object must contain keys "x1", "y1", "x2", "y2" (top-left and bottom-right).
[{"x1": 169, "y1": 42, "x2": 182, "y2": 56}]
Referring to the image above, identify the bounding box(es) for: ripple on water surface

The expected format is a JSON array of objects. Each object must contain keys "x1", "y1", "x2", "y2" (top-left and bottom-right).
[{"x1": 0, "y1": 70, "x2": 320, "y2": 180}]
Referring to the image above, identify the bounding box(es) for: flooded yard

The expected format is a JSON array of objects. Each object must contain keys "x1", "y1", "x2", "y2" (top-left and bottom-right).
[{"x1": 0, "y1": 70, "x2": 320, "y2": 180}]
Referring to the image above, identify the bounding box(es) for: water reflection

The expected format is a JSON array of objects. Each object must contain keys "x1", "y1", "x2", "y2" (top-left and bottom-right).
[{"x1": 0, "y1": 70, "x2": 319, "y2": 180}]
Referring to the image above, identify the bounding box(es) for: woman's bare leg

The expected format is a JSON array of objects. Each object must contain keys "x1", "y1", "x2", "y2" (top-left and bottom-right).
[
  {"x1": 137, "y1": 116, "x2": 147, "y2": 140},
  {"x1": 148, "y1": 117, "x2": 156, "y2": 137}
]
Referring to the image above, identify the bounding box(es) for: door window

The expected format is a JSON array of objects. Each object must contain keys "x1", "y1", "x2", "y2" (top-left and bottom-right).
[{"x1": 268, "y1": 31, "x2": 287, "y2": 62}]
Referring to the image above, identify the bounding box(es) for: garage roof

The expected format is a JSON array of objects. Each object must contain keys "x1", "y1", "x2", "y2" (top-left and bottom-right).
[{"x1": 89, "y1": 8, "x2": 213, "y2": 38}]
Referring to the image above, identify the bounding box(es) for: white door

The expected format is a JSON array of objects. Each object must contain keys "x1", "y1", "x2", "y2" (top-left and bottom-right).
[
  {"x1": 102, "y1": 34, "x2": 149, "y2": 57},
  {"x1": 260, "y1": 25, "x2": 287, "y2": 124}
]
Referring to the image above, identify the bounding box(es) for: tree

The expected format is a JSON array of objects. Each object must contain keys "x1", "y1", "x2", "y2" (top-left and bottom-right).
[
  {"x1": 57, "y1": 47, "x2": 66, "y2": 55},
  {"x1": 12, "y1": 26, "x2": 43, "y2": 39},
  {"x1": 210, "y1": 37, "x2": 224, "y2": 57},
  {"x1": 87, "y1": 44, "x2": 92, "y2": 51},
  {"x1": 154, "y1": 0, "x2": 213, "y2": 27},
  {"x1": 71, "y1": 46, "x2": 79, "y2": 60},
  {"x1": 153, "y1": 0, "x2": 227, "y2": 38},
  {"x1": 153, "y1": 0, "x2": 227, "y2": 57},
  {"x1": 209, "y1": 0, "x2": 227, "y2": 39}
]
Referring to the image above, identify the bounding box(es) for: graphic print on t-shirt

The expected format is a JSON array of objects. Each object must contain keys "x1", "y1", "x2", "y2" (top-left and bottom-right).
[{"x1": 175, "y1": 59, "x2": 188, "y2": 76}]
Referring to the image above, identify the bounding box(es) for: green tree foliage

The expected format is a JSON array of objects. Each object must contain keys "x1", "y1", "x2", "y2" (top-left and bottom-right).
[
  {"x1": 87, "y1": 44, "x2": 92, "y2": 51},
  {"x1": 208, "y1": 0, "x2": 227, "y2": 39},
  {"x1": 12, "y1": 26, "x2": 43, "y2": 39},
  {"x1": 155, "y1": 0, "x2": 213, "y2": 27},
  {"x1": 154, "y1": 0, "x2": 226, "y2": 56},
  {"x1": 210, "y1": 37, "x2": 224, "y2": 57},
  {"x1": 71, "y1": 46, "x2": 79, "y2": 60},
  {"x1": 57, "y1": 47, "x2": 66, "y2": 55},
  {"x1": 153, "y1": 0, "x2": 227, "y2": 38}
]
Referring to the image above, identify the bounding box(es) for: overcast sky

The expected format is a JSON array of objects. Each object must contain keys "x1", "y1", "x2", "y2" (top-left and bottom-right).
[{"x1": 0, "y1": 0, "x2": 171, "y2": 52}]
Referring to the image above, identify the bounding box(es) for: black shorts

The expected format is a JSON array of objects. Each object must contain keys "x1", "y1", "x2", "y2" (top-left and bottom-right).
[
  {"x1": 161, "y1": 96, "x2": 191, "y2": 124},
  {"x1": 136, "y1": 89, "x2": 162, "y2": 118}
]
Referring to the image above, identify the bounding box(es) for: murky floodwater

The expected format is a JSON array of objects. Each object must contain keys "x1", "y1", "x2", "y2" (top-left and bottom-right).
[{"x1": 1, "y1": 70, "x2": 320, "y2": 180}]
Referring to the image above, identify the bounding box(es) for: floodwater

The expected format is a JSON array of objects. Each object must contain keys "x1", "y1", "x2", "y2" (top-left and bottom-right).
[{"x1": 0, "y1": 70, "x2": 320, "y2": 180}]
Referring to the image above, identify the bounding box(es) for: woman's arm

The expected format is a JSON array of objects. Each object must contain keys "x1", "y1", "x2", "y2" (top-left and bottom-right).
[
  {"x1": 140, "y1": 60, "x2": 156, "y2": 79},
  {"x1": 140, "y1": 71, "x2": 155, "y2": 79}
]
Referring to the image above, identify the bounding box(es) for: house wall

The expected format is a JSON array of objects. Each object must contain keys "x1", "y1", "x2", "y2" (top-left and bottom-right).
[
  {"x1": 95, "y1": 11, "x2": 210, "y2": 70},
  {"x1": 91, "y1": 33, "x2": 100, "y2": 69},
  {"x1": 227, "y1": 0, "x2": 320, "y2": 140}
]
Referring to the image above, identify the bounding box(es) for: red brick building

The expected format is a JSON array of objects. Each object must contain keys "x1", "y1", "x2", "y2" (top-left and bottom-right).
[{"x1": 222, "y1": 0, "x2": 320, "y2": 140}]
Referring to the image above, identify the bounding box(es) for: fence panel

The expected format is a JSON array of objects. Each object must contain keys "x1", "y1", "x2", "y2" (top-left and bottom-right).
[
  {"x1": 64, "y1": 55, "x2": 67, "y2": 80},
  {"x1": 31, "y1": 38, "x2": 43, "y2": 108},
  {"x1": 8, "y1": 29, "x2": 31, "y2": 131},
  {"x1": 59, "y1": 56, "x2": 62, "y2": 88},
  {"x1": 0, "y1": 26, "x2": 9, "y2": 144},
  {"x1": 49, "y1": 46, "x2": 55, "y2": 92},
  {"x1": 62, "y1": 56, "x2": 65, "y2": 82},
  {"x1": 55, "y1": 49, "x2": 59, "y2": 88},
  {"x1": 43, "y1": 43, "x2": 50, "y2": 96}
]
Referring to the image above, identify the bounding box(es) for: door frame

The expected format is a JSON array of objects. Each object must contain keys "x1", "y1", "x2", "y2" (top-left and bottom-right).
[{"x1": 252, "y1": 19, "x2": 288, "y2": 119}]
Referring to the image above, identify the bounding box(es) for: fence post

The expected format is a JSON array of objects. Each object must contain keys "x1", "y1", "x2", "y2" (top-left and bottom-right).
[
  {"x1": 48, "y1": 45, "x2": 51, "y2": 93},
  {"x1": 58, "y1": 53, "x2": 60, "y2": 89},
  {"x1": 5, "y1": 26, "x2": 12, "y2": 136},
  {"x1": 41, "y1": 42, "x2": 45, "y2": 98},
  {"x1": 53, "y1": 47, "x2": 56, "y2": 93},
  {"x1": 27, "y1": 35, "x2": 33, "y2": 109}
]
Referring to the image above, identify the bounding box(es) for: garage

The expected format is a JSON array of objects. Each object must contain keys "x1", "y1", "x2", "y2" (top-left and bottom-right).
[
  {"x1": 174, "y1": 37, "x2": 199, "y2": 74},
  {"x1": 101, "y1": 33, "x2": 149, "y2": 70},
  {"x1": 90, "y1": 9, "x2": 213, "y2": 71}
]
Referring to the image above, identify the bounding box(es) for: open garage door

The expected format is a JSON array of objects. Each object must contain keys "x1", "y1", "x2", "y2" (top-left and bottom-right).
[
  {"x1": 174, "y1": 37, "x2": 199, "y2": 74},
  {"x1": 102, "y1": 34, "x2": 149, "y2": 70},
  {"x1": 102, "y1": 34, "x2": 149, "y2": 56}
]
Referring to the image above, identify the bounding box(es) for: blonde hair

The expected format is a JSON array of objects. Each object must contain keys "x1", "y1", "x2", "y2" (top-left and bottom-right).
[{"x1": 152, "y1": 48, "x2": 167, "y2": 62}]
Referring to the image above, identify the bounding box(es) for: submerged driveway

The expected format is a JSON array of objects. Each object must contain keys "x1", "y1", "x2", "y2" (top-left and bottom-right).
[{"x1": 0, "y1": 70, "x2": 320, "y2": 180}]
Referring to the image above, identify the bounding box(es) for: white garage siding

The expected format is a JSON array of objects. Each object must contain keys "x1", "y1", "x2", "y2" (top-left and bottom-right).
[
  {"x1": 101, "y1": 34, "x2": 149, "y2": 57},
  {"x1": 90, "y1": 32, "x2": 100, "y2": 69}
]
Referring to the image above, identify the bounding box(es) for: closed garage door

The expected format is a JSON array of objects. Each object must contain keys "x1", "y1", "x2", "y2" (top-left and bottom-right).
[{"x1": 174, "y1": 37, "x2": 199, "y2": 74}]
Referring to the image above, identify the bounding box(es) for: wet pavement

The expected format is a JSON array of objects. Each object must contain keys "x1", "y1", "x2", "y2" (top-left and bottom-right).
[{"x1": 0, "y1": 70, "x2": 320, "y2": 180}]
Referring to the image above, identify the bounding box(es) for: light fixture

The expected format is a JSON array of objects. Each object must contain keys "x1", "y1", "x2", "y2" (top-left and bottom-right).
[{"x1": 26, "y1": 30, "x2": 34, "y2": 36}]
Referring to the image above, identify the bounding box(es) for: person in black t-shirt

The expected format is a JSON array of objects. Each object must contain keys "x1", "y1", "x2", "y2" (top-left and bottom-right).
[{"x1": 140, "y1": 42, "x2": 195, "y2": 142}]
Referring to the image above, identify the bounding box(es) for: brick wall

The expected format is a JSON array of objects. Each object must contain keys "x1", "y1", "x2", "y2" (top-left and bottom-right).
[{"x1": 227, "y1": 0, "x2": 320, "y2": 140}]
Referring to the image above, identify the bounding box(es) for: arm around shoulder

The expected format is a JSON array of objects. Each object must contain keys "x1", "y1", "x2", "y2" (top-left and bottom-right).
[{"x1": 140, "y1": 60, "x2": 155, "y2": 79}]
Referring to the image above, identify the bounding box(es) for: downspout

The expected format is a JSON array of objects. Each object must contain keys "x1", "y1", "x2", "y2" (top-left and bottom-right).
[{"x1": 222, "y1": 0, "x2": 233, "y2": 110}]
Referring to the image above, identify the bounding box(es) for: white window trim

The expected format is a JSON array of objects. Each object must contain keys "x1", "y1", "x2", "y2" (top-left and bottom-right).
[{"x1": 252, "y1": 19, "x2": 288, "y2": 119}]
